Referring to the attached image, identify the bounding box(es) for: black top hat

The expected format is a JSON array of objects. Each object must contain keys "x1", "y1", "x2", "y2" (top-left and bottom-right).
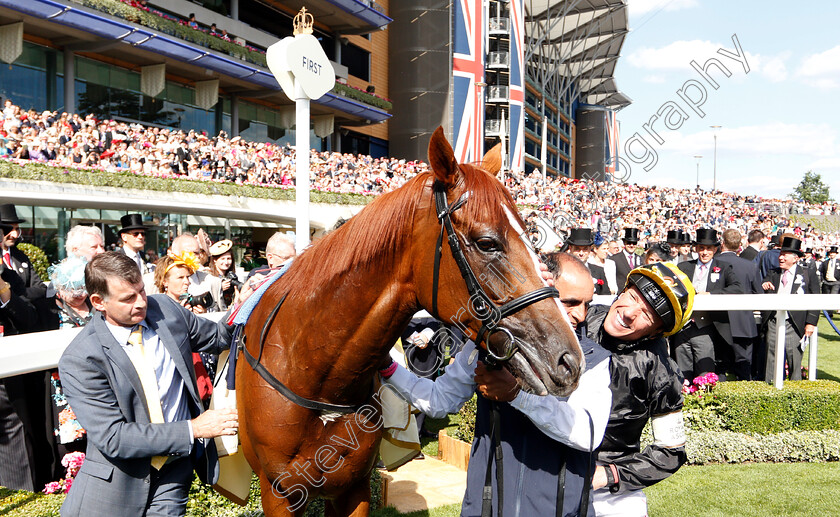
[
  {"x1": 694, "y1": 228, "x2": 719, "y2": 246},
  {"x1": 829, "y1": 246, "x2": 838, "y2": 254},
  {"x1": 118, "y1": 214, "x2": 148, "y2": 234},
  {"x1": 0, "y1": 203, "x2": 26, "y2": 224},
  {"x1": 622, "y1": 228, "x2": 640, "y2": 243},
  {"x1": 678, "y1": 230, "x2": 692, "y2": 245},
  {"x1": 566, "y1": 228, "x2": 594, "y2": 246},
  {"x1": 666, "y1": 230, "x2": 680, "y2": 244},
  {"x1": 779, "y1": 236, "x2": 804, "y2": 256}
]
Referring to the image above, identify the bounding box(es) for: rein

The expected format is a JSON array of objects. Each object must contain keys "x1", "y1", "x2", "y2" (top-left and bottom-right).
[
  {"x1": 431, "y1": 180, "x2": 560, "y2": 364},
  {"x1": 239, "y1": 292, "x2": 363, "y2": 414}
]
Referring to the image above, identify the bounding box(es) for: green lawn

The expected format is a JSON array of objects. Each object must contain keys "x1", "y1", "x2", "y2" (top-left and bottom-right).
[{"x1": 647, "y1": 462, "x2": 840, "y2": 516}]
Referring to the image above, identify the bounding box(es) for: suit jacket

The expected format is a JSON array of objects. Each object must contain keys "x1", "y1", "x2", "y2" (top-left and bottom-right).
[
  {"x1": 760, "y1": 266, "x2": 820, "y2": 337},
  {"x1": 738, "y1": 246, "x2": 759, "y2": 261},
  {"x1": 114, "y1": 246, "x2": 155, "y2": 275},
  {"x1": 58, "y1": 295, "x2": 232, "y2": 516},
  {"x1": 714, "y1": 251, "x2": 761, "y2": 338},
  {"x1": 819, "y1": 258, "x2": 840, "y2": 286},
  {"x1": 608, "y1": 251, "x2": 640, "y2": 291},
  {"x1": 5, "y1": 246, "x2": 46, "y2": 300},
  {"x1": 677, "y1": 259, "x2": 742, "y2": 343},
  {"x1": 587, "y1": 262, "x2": 611, "y2": 296}
]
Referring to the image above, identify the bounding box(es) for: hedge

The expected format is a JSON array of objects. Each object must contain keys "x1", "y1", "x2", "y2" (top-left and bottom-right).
[
  {"x1": 17, "y1": 243, "x2": 50, "y2": 282},
  {"x1": 712, "y1": 380, "x2": 840, "y2": 433},
  {"x1": 0, "y1": 160, "x2": 373, "y2": 206},
  {"x1": 684, "y1": 430, "x2": 840, "y2": 465}
]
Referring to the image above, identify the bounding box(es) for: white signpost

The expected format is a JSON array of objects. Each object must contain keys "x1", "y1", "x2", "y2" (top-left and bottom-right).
[{"x1": 266, "y1": 8, "x2": 336, "y2": 251}]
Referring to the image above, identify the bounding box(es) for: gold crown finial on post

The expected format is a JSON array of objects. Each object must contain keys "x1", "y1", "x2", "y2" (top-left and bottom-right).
[{"x1": 293, "y1": 7, "x2": 314, "y2": 35}]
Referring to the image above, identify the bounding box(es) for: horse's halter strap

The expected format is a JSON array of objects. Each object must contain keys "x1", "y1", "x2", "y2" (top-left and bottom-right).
[{"x1": 430, "y1": 180, "x2": 559, "y2": 364}]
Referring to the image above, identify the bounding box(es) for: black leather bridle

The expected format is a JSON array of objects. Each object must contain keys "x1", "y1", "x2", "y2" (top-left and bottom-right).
[{"x1": 430, "y1": 180, "x2": 560, "y2": 365}]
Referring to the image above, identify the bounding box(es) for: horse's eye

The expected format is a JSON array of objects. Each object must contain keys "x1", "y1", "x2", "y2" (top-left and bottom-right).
[{"x1": 476, "y1": 238, "x2": 499, "y2": 253}]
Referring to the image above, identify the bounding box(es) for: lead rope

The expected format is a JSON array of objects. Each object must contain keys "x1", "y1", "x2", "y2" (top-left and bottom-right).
[
  {"x1": 557, "y1": 410, "x2": 595, "y2": 517},
  {"x1": 481, "y1": 402, "x2": 505, "y2": 517}
]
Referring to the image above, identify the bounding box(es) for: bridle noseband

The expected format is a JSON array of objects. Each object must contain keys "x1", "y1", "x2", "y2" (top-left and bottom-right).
[{"x1": 430, "y1": 180, "x2": 559, "y2": 364}]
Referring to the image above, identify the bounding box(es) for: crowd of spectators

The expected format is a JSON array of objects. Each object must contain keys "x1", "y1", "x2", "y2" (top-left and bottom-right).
[{"x1": 0, "y1": 97, "x2": 838, "y2": 253}]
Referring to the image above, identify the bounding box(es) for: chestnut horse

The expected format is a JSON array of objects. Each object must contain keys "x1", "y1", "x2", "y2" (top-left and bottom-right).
[{"x1": 237, "y1": 128, "x2": 583, "y2": 516}]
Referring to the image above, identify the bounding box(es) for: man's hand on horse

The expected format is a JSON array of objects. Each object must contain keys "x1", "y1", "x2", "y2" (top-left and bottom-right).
[
  {"x1": 539, "y1": 261, "x2": 554, "y2": 287},
  {"x1": 191, "y1": 407, "x2": 239, "y2": 438},
  {"x1": 474, "y1": 361, "x2": 521, "y2": 402},
  {"x1": 233, "y1": 273, "x2": 266, "y2": 306}
]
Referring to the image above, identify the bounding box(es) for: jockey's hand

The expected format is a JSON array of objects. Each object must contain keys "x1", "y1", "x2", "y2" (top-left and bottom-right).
[
  {"x1": 592, "y1": 466, "x2": 608, "y2": 490},
  {"x1": 538, "y1": 261, "x2": 554, "y2": 287},
  {"x1": 474, "y1": 361, "x2": 520, "y2": 402}
]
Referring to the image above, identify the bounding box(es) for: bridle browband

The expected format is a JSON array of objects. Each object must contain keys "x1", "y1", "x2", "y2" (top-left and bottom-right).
[{"x1": 430, "y1": 180, "x2": 559, "y2": 364}]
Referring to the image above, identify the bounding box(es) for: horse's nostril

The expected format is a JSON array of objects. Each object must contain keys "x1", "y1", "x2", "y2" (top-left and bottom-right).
[{"x1": 557, "y1": 352, "x2": 579, "y2": 378}]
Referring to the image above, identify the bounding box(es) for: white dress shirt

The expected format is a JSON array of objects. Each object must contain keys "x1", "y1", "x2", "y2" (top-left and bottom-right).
[{"x1": 107, "y1": 320, "x2": 194, "y2": 442}]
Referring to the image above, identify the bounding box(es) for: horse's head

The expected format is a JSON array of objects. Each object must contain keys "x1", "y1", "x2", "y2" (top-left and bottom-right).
[{"x1": 414, "y1": 127, "x2": 583, "y2": 397}]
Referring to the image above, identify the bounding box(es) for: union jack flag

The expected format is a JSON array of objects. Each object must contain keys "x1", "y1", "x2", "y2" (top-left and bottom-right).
[
  {"x1": 452, "y1": 0, "x2": 484, "y2": 164},
  {"x1": 508, "y1": 0, "x2": 525, "y2": 173}
]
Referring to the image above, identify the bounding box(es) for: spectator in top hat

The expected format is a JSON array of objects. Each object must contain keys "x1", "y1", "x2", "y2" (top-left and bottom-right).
[
  {"x1": 665, "y1": 231, "x2": 681, "y2": 262},
  {"x1": 115, "y1": 214, "x2": 153, "y2": 274},
  {"x1": 820, "y1": 246, "x2": 840, "y2": 296},
  {"x1": 760, "y1": 236, "x2": 820, "y2": 382},
  {"x1": 566, "y1": 228, "x2": 610, "y2": 295},
  {"x1": 715, "y1": 229, "x2": 762, "y2": 380},
  {"x1": 671, "y1": 228, "x2": 741, "y2": 382},
  {"x1": 738, "y1": 229, "x2": 764, "y2": 261},
  {"x1": 608, "y1": 227, "x2": 641, "y2": 290},
  {"x1": 676, "y1": 230, "x2": 694, "y2": 263},
  {"x1": 0, "y1": 203, "x2": 46, "y2": 300},
  {"x1": 800, "y1": 248, "x2": 818, "y2": 270}
]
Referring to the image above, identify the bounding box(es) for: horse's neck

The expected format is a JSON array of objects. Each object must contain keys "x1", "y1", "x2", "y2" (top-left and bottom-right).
[{"x1": 284, "y1": 261, "x2": 416, "y2": 402}]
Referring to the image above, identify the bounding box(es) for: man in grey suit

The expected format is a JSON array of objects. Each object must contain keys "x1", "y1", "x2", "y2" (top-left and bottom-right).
[{"x1": 58, "y1": 252, "x2": 239, "y2": 516}]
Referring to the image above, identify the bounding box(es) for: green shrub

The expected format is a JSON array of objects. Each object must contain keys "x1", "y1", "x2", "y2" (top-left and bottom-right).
[
  {"x1": 16, "y1": 243, "x2": 50, "y2": 282},
  {"x1": 452, "y1": 395, "x2": 477, "y2": 443},
  {"x1": 0, "y1": 160, "x2": 373, "y2": 206},
  {"x1": 685, "y1": 430, "x2": 840, "y2": 465},
  {"x1": 714, "y1": 380, "x2": 840, "y2": 433}
]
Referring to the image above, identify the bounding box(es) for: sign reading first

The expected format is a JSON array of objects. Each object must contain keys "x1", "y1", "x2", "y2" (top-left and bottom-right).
[{"x1": 266, "y1": 7, "x2": 335, "y2": 101}]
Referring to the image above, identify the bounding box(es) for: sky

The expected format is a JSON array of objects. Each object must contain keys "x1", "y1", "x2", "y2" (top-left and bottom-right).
[{"x1": 613, "y1": 0, "x2": 840, "y2": 199}]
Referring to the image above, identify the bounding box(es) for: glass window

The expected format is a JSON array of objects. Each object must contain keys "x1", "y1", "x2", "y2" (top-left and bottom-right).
[{"x1": 341, "y1": 43, "x2": 370, "y2": 81}]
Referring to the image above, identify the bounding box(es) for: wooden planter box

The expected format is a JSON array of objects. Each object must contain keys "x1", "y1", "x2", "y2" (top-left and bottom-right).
[{"x1": 438, "y1": 429, "x2": 471, "y2": 471}]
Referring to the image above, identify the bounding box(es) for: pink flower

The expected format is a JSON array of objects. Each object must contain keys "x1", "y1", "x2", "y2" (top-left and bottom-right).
[{"x1": 43, "y1": 481, "x2": 63, "y2": 494}]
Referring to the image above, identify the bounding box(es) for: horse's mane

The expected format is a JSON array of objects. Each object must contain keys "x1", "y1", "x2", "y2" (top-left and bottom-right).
[{"x1": 276, "y1": 161, "x2": 523, "y2": 300}]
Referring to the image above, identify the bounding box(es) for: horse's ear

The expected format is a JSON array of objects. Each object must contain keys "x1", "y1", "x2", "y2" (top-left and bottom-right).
[
  {"x1": 428, "y1": 126, "x2": 460, "y2": 188},
  {"x1": 482, "y1": 143, "x2": 502, "y2": 176}
]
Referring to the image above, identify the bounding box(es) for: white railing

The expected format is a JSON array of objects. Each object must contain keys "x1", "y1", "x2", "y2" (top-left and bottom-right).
[
  {"x1": 1, "y1": 296, "x2": 838, "y2": 391},
  {"x1": 0, "y1": 311, "x2": 226, "y2": 379},
  {"x1": 594, "y1": 294, "x2": 840, "y2": 389}
]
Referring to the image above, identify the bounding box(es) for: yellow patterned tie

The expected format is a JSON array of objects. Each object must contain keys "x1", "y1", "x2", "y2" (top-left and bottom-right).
[{"x1": 127, "y1": 324, "x2": 168, "y2": 470}]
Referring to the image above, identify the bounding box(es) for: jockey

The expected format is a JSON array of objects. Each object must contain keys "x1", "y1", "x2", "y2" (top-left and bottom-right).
[{"x1": 584, "y1": 262, "x2": 695, "y2": 516}]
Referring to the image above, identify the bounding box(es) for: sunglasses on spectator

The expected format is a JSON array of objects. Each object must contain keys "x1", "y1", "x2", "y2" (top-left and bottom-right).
[{"x1": 128, "y1": 231, "x2": 146, "y2": 237}]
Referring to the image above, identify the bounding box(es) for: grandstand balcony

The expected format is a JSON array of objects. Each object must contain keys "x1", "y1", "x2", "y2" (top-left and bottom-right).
[
  {"x1": 488, "y1": 17, "x2": 510, "y2": 35},
  {"x1": 486, "y1": 85, "x2": 509, "y2": 103},
  {"x1": 0, "y1": 0, "x2": 391, "y2": 134},
  {"x1": 485, "y1": 118, "x2": 509, "y2": 137},
  {"x1": 487, "y1": 51, "x2": 510, "y2": 70},
  {"x1": 275, "y1": 0, "x2": 392, "y2": 34}
]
